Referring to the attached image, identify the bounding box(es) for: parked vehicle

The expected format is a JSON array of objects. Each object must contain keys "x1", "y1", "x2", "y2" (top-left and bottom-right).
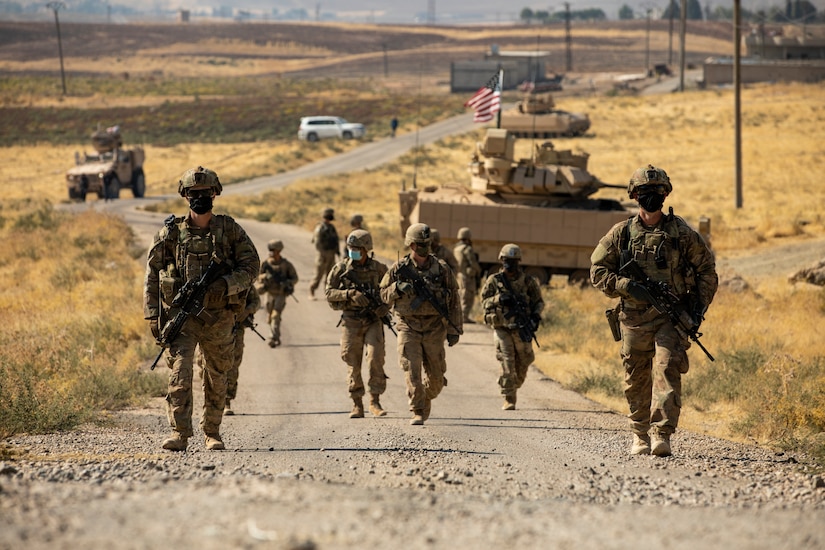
[
  {"x1": 65, "y1": 125, "x2": 145, "y2": 201},
  {"x1": 297, "y1": 116, "x2": 365, "y2": 142}
]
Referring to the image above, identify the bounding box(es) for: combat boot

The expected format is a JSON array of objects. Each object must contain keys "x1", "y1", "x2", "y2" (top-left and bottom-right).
[
  {"x1": 502, "y1": 394, "x2": 517, "y2": 411},
  {"x1": 410, "y1": 410, "x2": 425, "y2": 425},
  {"x1": 224, "y1": 399, "x2": 234, "y2": 416},
  {"x1": 651, "y1": 432, "x2": 672, "y2": 457},
  {"x1": 349, "y1": 397, "x2": 364, "y2": 419},
  {"x1": 161, "y1": 432, "x2": 188, "y2": 452},
  {"x1": 204, "y1": 433, "x2": 225, "y2": 451},
  {"x1": 369, "y1": 394, "x2": 386, "y2": 417},
  {"x1": 630, "y1": 433, "x2": 651, "y2": 455}
]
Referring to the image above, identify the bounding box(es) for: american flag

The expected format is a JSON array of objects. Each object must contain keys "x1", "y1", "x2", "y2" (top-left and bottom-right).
[{"x1": 464, "y1": 71, "x2": 502, "y2": 123}]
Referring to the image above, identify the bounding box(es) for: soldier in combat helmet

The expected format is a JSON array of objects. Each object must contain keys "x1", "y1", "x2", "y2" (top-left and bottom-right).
[
  {"x1": 380, "y1": 223, "x2": 463, "y2": 425},
  {"x1": 308, "y1": 207, "x2": 340, "y2": 300},
  {"x1": 430, "y1": 228, "x2": 459, "y2": 274},
  {"x1": 325, "y1": 229, "x2": 390, "y2": 419},
  {"x1": 257, "y1": 239, "x2": 298, "y2": 348},
  {"x1": 481, "y1": 244, "x2": 544, "y2": 410},
  {"x1": 453, "y1": 227, "x2": 482, "y2": 323},
  {"x1": 144, "y1": 166, "x2": 259, "y2": 451},
  {"x1": 590, "y1": 164, "x2": 717, "y2": 457}
]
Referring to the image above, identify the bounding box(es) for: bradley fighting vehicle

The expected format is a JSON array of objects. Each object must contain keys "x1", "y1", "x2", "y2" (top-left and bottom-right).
[
  {"x1": 399, "y1": 128, "x2": 629, "y2": 284},
  {"x1": 65, "y1": 125, "x2": 146, "y2": 201},
  {"x1": 499, "y1": 88, "x2": 590, "y2": 138}
]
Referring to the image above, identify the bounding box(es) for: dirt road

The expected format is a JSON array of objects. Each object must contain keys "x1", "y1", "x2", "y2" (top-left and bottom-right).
[{"x1": 6, "y1": 126, "x2": 825, "y2": 549}]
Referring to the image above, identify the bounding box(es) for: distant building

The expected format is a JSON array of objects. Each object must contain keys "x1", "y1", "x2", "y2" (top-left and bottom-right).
[
  {"x1": 177, "y1": 9, "x2": 190, "y2": 23},
  {"x1": 744, "y1": 24, "x2": 825, "y2": 60},
  {"x1": 450, "y1": 46, "x2": 554, "y2": 92}
]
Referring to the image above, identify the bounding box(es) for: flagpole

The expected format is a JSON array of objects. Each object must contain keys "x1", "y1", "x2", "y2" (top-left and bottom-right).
[{"x1": 496, "y1": 68, "x2": 503, "y2": 129}]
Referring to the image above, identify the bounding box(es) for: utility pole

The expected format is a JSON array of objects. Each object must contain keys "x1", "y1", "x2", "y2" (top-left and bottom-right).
[
  {"x1": 679, "y1": 0, "x2": 687, "y2": 91},
  {"x1": 47, "y1": 1, "x2": 67, "y2": 96},
  {"x1": 645, "y1": 8, "x2": 652, "y2": 75},
  {"x1": 734, "y1": 0, "x2": 743, "y2": 208},
  {"x1": 668, "y1": 0, "x2": 675, "y2": 65},
  {"x1": 564, "y1": 2, "x2": 572, "y2": 72}
]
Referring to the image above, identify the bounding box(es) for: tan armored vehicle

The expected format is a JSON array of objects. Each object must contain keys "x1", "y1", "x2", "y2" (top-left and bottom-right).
[
  {"x1": 500, "y1": 90, "x2": 590, "y2": 138},
  {"x1": 65, "y1": 126, "x2": 146, "y2": 201},
  {"x1": 399, "y1": 128, "x2": 629, "y2": 284}
]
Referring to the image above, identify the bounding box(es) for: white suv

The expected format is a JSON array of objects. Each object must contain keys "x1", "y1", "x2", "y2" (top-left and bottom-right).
[{"x1": 297, "y1": 116, "x2": 365, "y2": 142}]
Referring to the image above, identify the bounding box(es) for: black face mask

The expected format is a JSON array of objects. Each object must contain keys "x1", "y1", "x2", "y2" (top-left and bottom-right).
[
  {"x1": 503, "y1": 259, "x2": 519, "y2": 273},
  {"x1": 189, "y1": 196, "x2": 213, "y2": 215},
  {"x1": 414, "y1": 244, "x2": 431, "y2": 257},
  {"x1": 638, "y1": 192, "x2": 665, "y2": 213}
]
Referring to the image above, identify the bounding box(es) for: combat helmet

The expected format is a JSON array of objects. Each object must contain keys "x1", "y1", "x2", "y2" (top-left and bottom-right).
[
  {"x1": 499, "y1": 243, "x2": 522, "y2": 261},
  {"x1": 267, "y1": 239, "x2": 284, "y2": 252},
  {"x1": 430, "y1": 228, "x2": 441, "y2": 244},
  {"x1": 346, "y1": 229, "x2": 373, "y2": 252},
  {"x1": 627, "y1": 164, "x2": 672, "y2": 198},
  {"x1": 350, "y1": 214, "x2": 363, "y2": 227},
  {"x1": 178, "y1": 166, "x2": 222, "y2": 197},
  {"x1": 322, "y1": 207, "x2": 335, "y2": 220},
  {"x1": 457, "y1": 227, "x2": 472, "y2": 240},
  {"x1": 404, "y1": 223, "x2": 432, "y2": 247}
]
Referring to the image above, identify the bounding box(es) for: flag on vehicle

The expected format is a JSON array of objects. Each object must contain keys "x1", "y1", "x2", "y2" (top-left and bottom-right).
[{"x1": 464, "y1": 70, "x2": 502, "y2": 123}]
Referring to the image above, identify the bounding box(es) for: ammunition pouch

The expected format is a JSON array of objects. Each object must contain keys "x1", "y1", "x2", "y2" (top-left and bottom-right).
[{"x1": 159, "y1": 268, "x2": 181, "y2": 308}]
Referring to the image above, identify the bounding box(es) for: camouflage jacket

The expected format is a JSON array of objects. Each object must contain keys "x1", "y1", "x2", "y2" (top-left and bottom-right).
[
  {"x1": 312, "y1": 221, "x2": 340, "y2": 254},
  {"x1": 590, "y1": 212, "x2": 718, "y2": 310},
  {"x1": 481, "y1": 270, "x2": 544, "y2": 329},
  {"x1": 143, "y1": 213, "x2": 260, "y2": 320},
  {"x1": 433, "y1": 243, "x2": 459, "y2": 273},
  {"x1": 453, "y1": 241, "x2": 481, "y2": 279},
  {"x1": 380, "y1": 254, "x2": 462, "y2": 336},
  {"x1": 258, "y1": 257, "x2": 298, "y2": 295},
  {"x1": 325, "y1": 257, "x2": 389, "y2": 317}
]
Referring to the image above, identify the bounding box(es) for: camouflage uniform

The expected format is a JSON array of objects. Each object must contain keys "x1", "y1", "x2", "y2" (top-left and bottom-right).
[
  {"x1": 309, "y1": 210, "x2": 340, "y2": 298},
  {"x1": 257, "y1": 247, "x2": 298, "y2": 347},
  {"x1": 325, "y1": 254, "x2": 389, "y2": 415},
  {"x1": 225, "y1": 286, "x2": 261, "y2": 413},
  {"x1": 590, "y1": 165, "x2": 717, "y2": 456},
  {"x1": 431, "y1": 229, "x2": 459, "y2": 274},
  {"x1": 380, "y1": 233, "x2": 462, "y2": 424},
  {"x1": 481, "y1": 261, "x2": 544, "y2": 409},
  {"x1": 453, "y1": 229, "x2": 482, "y2": 322},
  {"x1": 144, "y1": 210, "x2": 259, "y2": 447}
]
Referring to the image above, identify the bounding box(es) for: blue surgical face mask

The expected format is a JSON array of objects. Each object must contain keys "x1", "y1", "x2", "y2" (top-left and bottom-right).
[{"x1": 348, "y1": 248, "x2": 362, "y2": 261}]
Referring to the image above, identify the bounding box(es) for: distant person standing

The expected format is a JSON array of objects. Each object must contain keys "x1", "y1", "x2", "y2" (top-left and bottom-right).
[
  {"x1": 257, "y1": 239, "x2": 298, "y2": 348},
  {"x1": 481, "y1": 244, "x2": 544, "y2": 410},
  {"x1": 325, "y1": 230, "x2": 390, "y2": 419},
  {"x1": 431, "y1": 229, "x2": 458, "y2": 274},
  {"x1": 380, "y1": 223, "x2": 462, "y2": 425},
  {"x1": 144, "y1": 166, "x2": 259, "y2": 451},
  {"x1": 590, "y1": 164, "x2": 717, "y2": 457},
  {"x1": 349, "y1": 213, "x2": 366, "y2": 231},
  {"x1": 390, "y1": 117, "x2": 399, "y2": 137},
  {"x1": 453, "y1": 227, "x2": 482, "y2": 323},
  {"x1": 309, "y1": 207, "x2": 340, "y2": 300}
]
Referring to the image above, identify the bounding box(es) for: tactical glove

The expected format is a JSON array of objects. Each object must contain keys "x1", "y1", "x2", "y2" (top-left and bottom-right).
[
  {"x1": 396, "y1": 281, "x2": 413, "y2": 296},
  {"x1": 499, "y1": 294, "x2": 516, "y2": 308},
  {"x1": 349, "y1": 290, "x2": 370, "y2": 308},
  {"x1": 626, "y1": 281, "x2": 651, "y2": 303},
  {"x1": 530, "y1": 313, "x2": 542, "y2": 331},
  {"x1": 375, "y1": 304, "x2": 390, "y2": 318},
  {"x1": 446, "y1": 334, "x2": 460, "y2": 347},
  {"x1": 149, "y1": 318, "x2": 160, "y2": 340}
]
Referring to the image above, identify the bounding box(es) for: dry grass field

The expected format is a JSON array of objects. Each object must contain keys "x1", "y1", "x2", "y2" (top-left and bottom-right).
[{"x1": 2, "y1": 20, "x2": 824, "y2": 461}]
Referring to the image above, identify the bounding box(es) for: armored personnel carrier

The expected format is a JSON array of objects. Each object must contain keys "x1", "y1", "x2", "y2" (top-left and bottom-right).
[
  {"x1": 499, "y1": 89, "x2": 590, "y2": 138},
  {"x1": 399, "y1": 128, "x2": 629, "y2": 284},
  {"x1": 65, "y1": 126, "x2": 146, "y2": 201}
]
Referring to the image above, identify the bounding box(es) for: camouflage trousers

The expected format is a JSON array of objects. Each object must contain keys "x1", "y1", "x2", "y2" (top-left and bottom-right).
[
  {"x1": 310, "y1": 250, "x2": 337, "y2": 293},
  {"x1": 340, "y1": 317, "x2": 387, "y2": 398},
  {"x1": 397, "y1": 324, "x2": 447, "y2": 411},
  {"x1": 265, "y1": 292, "x2": 287, "y2": 342},
  {"x1": 493, "y1": 327, "x2": 535, "y2": 396},
  {"x1": 620, "y1": 307, "x2": 690, "y2": 436},
  {"x1": 457, "y1": 273, "x2": 478, "y2": 322},
  {"x1": 227, "y1": 326, "x2": 245, "y2": 401},
  {"x1": 162, "y1": 310, "x2": 235, "y2": 437}
]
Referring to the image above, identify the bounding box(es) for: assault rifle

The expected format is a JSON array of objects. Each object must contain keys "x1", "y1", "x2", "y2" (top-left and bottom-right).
[
  {"x1": 150, "y1": 259, "x2": 229, "y2": 370},
  {"x1": 620, "y1": 258, "x2": 714, "y2": 361},
  {"x1": 396, "y1": 262, "x2": 461, "y2": 334},
  {"x1": 498, "y1": 272, "x2": 540, "y2": 347},
  {"x1": 341, "y1": 271, "x2": 397, "y2": 337},
  {"x1": 240, "y1": 315, "x2": 266, "y2": 341}
]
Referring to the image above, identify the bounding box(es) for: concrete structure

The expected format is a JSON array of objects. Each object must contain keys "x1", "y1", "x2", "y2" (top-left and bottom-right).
[
  {"x1": 702, "y1": 57, "x2": 825, "y2": 86},
  {"x1": 744, "y1": 24, "x2": 825, "y2": 60},
  {"x1": 450, "y1": 47, "x2": 553, "y2": 92}
]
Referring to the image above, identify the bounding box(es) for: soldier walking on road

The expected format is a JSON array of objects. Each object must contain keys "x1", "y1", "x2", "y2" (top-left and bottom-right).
[
  {"x1": 380, "y1": 223, "x2": 463, "y2": 425},
  {"x1": 431, "y1": 229, "x2": 459, "y2": 274},
  {"x1": 144, "y1": 166, "x2": 259, "y2": 452},
  {"x1": 325, "y1": 230, "x2": 390, "y2": 419},
  {"x1": 590, "y1": 165, "x2": 717, "y2": 457},
  {"x1": 223, "y1": 286, "x2": 261, "y2": 415},
  {"x1": 257, "y1": 239, "x2": 298, "y2": 348},
  {"x1": 453, "y1": 227, "x2": 482, "y2": 323},
  {"x1": 481, "y1": 244, "x2": 544, "y2": 410},
  {"x1": 309, "y1": 207, "x2": 340, "y2": 300}
]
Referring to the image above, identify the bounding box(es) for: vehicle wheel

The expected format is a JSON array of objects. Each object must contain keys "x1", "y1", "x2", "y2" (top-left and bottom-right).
[
  {"x1": 104, "y1": 175, "x2": 120, "y2": 200},
  {"x1": 307, "y1": 133, "x2": 319, "y2": 142},
  {"x1": 132, "y1": 169, "x2": 146, "y2": 198},
  {"x1": 68, "y1": 187, "x2": 83, "y2": 201},
  {"x1": 342, "y1": 131, "x2": 353, "y2": 140},
  {"x1": 524, "y1": 266, "x2": 550, "y2": 286}
]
